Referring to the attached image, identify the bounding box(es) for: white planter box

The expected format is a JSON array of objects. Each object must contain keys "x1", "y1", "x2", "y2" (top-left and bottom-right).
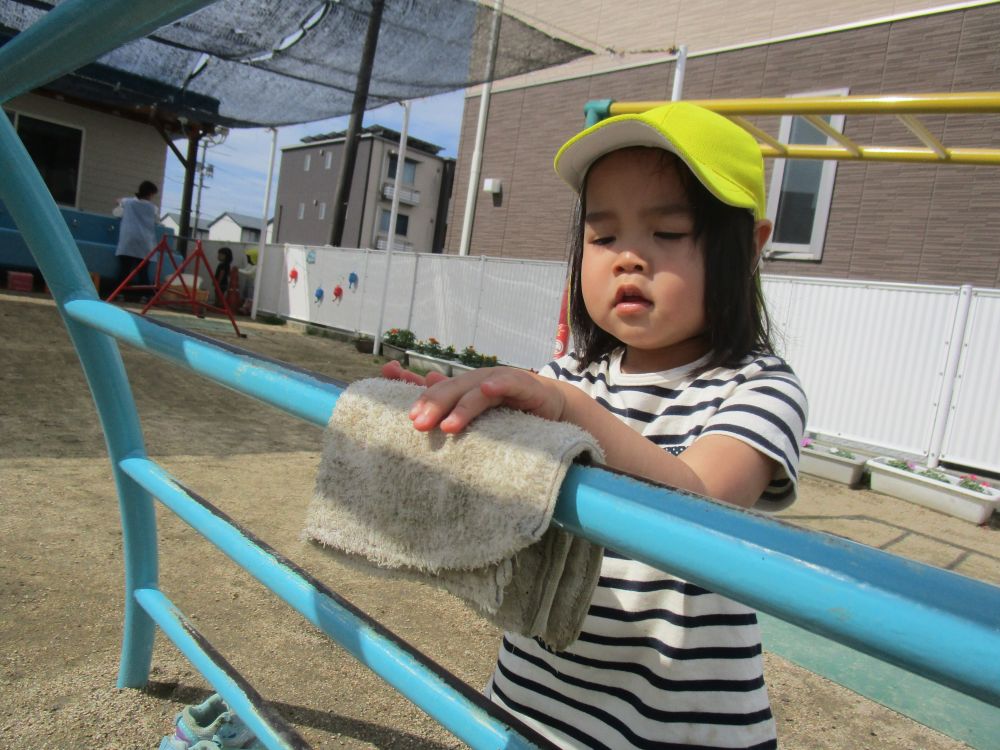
[
  {"x1": 867, "y1": 457, "x2": 999, "y2": 524},
  {"x1": 406, "y1": 351, "x2": 453, "y2": 376},
  {"x1": 800, "y1": 443, "x2": 872, "y2": 486},
  {"x1": 450, "y1": 361, "x2": 475, "y2": 374},
  {"x1": 380, "y1": 343, "x2": 408, "y2": 364}
]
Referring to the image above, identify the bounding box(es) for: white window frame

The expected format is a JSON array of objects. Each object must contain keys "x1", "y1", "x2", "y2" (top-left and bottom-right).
[
  {"x1": 324, "y1": 151, "x2": 333, "y2": 170},
  {"x1": 303, "y1": 153, "x2": 311, "y2": 171},
  {"x1": 387, "y1": 153, "x2": 418, "y2": 186},
  {"x1": 5, "y1": 107, "x2": 85, "y2": 209},
  {"x1": 297, "y1": 202, "x2": 305, "y2": 220},
  {"x1": 765, "y1": 88, "x2": 848, "y2": 261},
  {"x1": 318, "y1": 201, "x2": 326, "y2": 220}
]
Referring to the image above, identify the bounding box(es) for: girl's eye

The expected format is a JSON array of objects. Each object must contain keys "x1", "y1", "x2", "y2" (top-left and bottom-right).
[
  {"x1": 589, "y1": 235, "x2": 615, "y2": 246},
  {"x1": 654, "y1": 231, "x2": 687, "y2": 241}
]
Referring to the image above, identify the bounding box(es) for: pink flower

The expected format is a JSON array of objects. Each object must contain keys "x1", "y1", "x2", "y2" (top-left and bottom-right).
[{"x1": 801, "y1": 438, "x2": 813, "y2": 448}]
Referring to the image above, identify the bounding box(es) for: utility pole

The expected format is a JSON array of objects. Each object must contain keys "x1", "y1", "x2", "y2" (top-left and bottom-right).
[
  {"x1": 193, "y1": 138, "x2": 213, "y2": 240},
  {"x1": 328, "y1": 0, "x2": 385, "y2": 247}
]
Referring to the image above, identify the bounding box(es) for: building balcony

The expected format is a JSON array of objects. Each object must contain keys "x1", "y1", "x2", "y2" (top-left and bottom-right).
[
  {"x1": 375, "y1": 236, "x2": 413, "y2": 252},
  {"x1": 381, "y1": 183, "x2": 420, "y2": 206}
]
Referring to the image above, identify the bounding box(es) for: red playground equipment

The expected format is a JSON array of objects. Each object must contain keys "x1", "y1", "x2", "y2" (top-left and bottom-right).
[{"x1": 106, "y1": 237, "x2": 244, "y2": 337}]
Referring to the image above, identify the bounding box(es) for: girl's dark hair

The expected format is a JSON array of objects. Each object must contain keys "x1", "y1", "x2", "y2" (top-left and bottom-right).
[
  {"x1": 136, "y1": 180, "x2": 158, "y2": 199},
  {"x1": 568, "y1": 149, "x2": 773, "y2": 369},
  {"x1": 217, "y1": 246, "x2": 233, "y2": 263}
]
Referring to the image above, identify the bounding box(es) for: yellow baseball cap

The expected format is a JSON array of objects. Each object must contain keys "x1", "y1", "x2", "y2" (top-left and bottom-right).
[{"x1": 554, "y1": 102, "x2": 766, "y2": 220}]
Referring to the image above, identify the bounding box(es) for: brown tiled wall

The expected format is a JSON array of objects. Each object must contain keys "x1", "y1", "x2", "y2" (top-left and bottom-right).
[{"x1": 447, "y1": 5, "x2": 1000, "y2": 288}]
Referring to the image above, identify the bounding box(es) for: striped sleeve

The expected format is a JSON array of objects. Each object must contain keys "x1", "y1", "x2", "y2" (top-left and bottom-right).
[{"x1": 701, "y1": 361, "x2": 808, "y2": 512}]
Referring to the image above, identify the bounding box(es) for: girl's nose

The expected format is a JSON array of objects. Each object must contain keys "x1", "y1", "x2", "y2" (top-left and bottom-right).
[{"x1": 613, "y1": 249, "x2": 646, "y2": 274}]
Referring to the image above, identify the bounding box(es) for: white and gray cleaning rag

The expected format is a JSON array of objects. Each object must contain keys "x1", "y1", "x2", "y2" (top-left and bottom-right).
[{"x1": 303, "y1": 377, "x2": 605, "y2": 650}]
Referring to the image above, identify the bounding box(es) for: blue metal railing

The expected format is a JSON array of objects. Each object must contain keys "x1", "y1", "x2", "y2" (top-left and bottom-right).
[{"x1": 2, "y1": 1, "x2": 999, "y2": 749}]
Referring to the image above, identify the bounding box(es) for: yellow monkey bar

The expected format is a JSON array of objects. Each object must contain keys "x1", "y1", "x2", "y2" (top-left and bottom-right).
[{"x1": 604, "y1": 92, "x2": 1000, "y2": 165}]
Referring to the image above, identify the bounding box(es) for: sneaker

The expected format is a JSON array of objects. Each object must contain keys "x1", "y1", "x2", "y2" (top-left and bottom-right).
[
  {"x1": 172, "y1": 693, "x2": 230, "y2": 746},
  {"x1": 212, "y1": 713, "x2": 265, "y2": 749}
]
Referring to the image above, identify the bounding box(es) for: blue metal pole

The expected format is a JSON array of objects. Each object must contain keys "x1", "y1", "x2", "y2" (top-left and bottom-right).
[
  {"x1": 0, "y1": 0, "x2": 216, "y2": 104},
  {"x1": 134, "y1": 588, "x2": 305, "y2": 750},
  {"x1": 0, "y1": 115, "x2": 157, "y2": 687},
  {"x1": 556, "y1": 465, "x2": 1000, "y2": 707},
  {"x1": 121, "y1": 458, "x2": 545, "y2": 750},
  {"x1": 62, "y1": 299, "x2": 342, "y2": 426}
]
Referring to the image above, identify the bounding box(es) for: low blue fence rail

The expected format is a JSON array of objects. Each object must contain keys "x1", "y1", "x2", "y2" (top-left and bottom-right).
[
  {"x1": 2, "y1": 2, "x2": 999, "y2": 749},
  {"x1": 0, "y1": 199, "x2": 178, "y2": 291}
]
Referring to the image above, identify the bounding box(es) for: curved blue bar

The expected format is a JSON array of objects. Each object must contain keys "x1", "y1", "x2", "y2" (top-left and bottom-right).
[
  {"x1": 0, "y1": 112, "x2": 160, "y2": 688},
  {"x1": 63, "y1": 299, "x2": 342, "y2": 427},
  {"x1": 555, "y1": 465, "x2": 1000, "y2": 707},
  {"x1": 0, "y1": 0, "x2": 215, "y2": 103}
]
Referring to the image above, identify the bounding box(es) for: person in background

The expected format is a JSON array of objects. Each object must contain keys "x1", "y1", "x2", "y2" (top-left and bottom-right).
[
  {"x1": 213, "y1": 246, "x2": 233, "y2": 306},
  {"x1": 113, "y1": 180, "x2": 159, "y2": 301}
]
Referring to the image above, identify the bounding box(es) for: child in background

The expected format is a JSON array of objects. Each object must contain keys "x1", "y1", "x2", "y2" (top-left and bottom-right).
[
  {"x1": 213, "y1": 246, "x2": 233, "y2": 306},
  {"x1": 394, "y1": 102, "x2": 807, "y2": 749}
]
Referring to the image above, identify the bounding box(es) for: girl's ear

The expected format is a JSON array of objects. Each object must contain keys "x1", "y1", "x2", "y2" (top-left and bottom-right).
[{"x1": 751, "y1": 220, "x2": 772, "y2": 273}]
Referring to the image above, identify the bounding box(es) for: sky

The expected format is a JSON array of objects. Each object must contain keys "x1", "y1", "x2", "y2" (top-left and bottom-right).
[{"x1": 159, "y1": 89, "x2": 468, "y2": 224}]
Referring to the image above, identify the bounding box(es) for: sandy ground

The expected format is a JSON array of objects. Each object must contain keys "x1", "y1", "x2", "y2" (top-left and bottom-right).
[{"x1": 1, "y1": 291, "x2": 995, "y2": 749}]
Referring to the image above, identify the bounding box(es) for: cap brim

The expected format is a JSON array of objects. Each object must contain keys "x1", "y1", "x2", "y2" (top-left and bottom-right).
[{"x1": 554, "y1": 117, "x2": 681, "y2": 193}]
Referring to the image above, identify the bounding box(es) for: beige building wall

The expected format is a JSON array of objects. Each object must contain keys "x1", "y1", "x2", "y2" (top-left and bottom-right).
[
  {"x1": 5, "y1": 93, "x2": 167, "y2": 216},
  {"x1": 446, "y1": 2, "x2": 1000, "y2": 288},
  {"x1": 497, "y1": 0, "x2": 982, "y2": 91}
]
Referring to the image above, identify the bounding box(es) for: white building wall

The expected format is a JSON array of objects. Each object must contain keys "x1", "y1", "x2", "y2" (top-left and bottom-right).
[
  {"x1": 5, "y1": 92, "x2": 167, "y2": 215},
  {"x1": 208, "y1": 215, "x2": 244, "y2": 242}
]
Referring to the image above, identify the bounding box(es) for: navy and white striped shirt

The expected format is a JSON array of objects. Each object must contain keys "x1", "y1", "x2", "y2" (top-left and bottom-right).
[{"x1": 488, "y1": 349, "x2": 808, "y2": 750}]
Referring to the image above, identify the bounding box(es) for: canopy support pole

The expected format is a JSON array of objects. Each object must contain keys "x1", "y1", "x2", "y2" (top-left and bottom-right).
[
  {"x1": 252, "y1": 127, "x2": 278, "y2": 320},
  {"x1": 329, "y1": 0, "x2": 386, "y2": 248},
  {"x1": 457, "y1": 0, "x2": 503, "y2": 257},
  {"x1": 177, "y1": 127, "x2": 201, "y2": 259}
]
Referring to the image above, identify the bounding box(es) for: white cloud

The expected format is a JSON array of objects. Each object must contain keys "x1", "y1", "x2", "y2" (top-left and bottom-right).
[{"x1": 160, "y1": 90, "x2": 468, "y2": 224}]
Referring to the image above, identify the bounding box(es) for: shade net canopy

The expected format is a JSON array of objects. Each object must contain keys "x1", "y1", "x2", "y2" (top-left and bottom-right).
[{"x1": 0, "y1": 0, "x2": 590, "y2": 128}]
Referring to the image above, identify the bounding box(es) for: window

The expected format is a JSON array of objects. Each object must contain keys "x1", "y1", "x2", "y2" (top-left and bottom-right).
[
  {"x1": 318, "y1": 201, "x2": 326, "y2": 220},
  {"x1": 9, "y1": 112, "x2": 83, "y2": 207},
  {"x1": 765, "y1": 89, "x2": 847, "y2": 261},
  {"x1": 303, "y1": 153, "x2": 311, "y2": 171},
  {"x1": 324, "y1": 151, "x2": 333, "y2": 169},
  {"x1": 297, "y1": 202, "x2": 305, "y2": 220},
  {"x1": 379, "y1": 209, "x2": 409, "y2": 236},
  {"x1": 387, "y1": 154, "x2": 417, "y2": 185}
]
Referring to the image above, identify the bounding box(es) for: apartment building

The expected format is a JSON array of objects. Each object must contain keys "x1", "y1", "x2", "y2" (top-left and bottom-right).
[{"x1": 273, "y1": 125, "x2": 455, "y2": 253}]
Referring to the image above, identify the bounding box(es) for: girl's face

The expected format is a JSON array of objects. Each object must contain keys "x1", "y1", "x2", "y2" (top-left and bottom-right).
[{"x1": 581, "y1": 148, "x2": 708, "y2": 374}]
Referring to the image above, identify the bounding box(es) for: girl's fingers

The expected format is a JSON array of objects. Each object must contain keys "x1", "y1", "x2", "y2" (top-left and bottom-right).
[
  {"x1": 409, "y1": 371, "x2": 493, "y2": 430},
  {"x1": 424, "y1": 371, "x2": 450, "y2": 387},
  {"x1": 438, "y1": 384, "x2": 504, "y2": 433}
]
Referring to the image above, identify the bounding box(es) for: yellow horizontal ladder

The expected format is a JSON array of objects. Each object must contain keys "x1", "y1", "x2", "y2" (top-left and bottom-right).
[{"x1": 609, "y1": 92, "x2": 1000, "y2": 166}]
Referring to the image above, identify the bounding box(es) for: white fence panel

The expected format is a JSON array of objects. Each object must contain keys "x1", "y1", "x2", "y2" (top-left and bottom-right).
[
  {"x1": 257, "y1": 245, "x2": 567, "y2": 370},
  {"x1": 256, "y1": 243, "x2": 284, "y2": 314},
  {"x1": 941, "y1": 289, "x2": 1000, "y2": 474},
  {"x1": 407, "y1": 254, "x2": 482, "y2": 353},
  {"x1": 474, "y1": 258, "x2": 567, "y2": 369},
  {"x1": 257, "y1": 251, "x2": 998, "y2": 474},
  {"x1": 763, "y1": 277, "x2": 959, "y2": 457}
]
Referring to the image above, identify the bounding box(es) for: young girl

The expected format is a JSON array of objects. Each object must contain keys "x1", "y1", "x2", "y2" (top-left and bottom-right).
[
  {"x1": 392, "y1": 102, "x2": 807, "y2": 750},
  {"x1": 214, "y1": 246, "x2": 234, "y2": 306}
]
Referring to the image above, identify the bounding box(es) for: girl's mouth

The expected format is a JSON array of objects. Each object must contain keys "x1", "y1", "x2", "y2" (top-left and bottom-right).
[{"x1": 614, "y1": 285, "x2": 651, "y2": 312}]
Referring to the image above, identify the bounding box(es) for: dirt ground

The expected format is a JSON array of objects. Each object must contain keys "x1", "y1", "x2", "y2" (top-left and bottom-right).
[{"x1": 1, "y1": 291, "x2": 995, "y2": 749}]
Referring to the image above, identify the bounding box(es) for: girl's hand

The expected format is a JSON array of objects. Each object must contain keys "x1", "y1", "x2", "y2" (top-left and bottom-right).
[
  {"x1": 408, "y1": 366, "x2": 566, "y2": 434},
  {"x1": 381, "y1": 359, "x2": 450, "y2": 387}
]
